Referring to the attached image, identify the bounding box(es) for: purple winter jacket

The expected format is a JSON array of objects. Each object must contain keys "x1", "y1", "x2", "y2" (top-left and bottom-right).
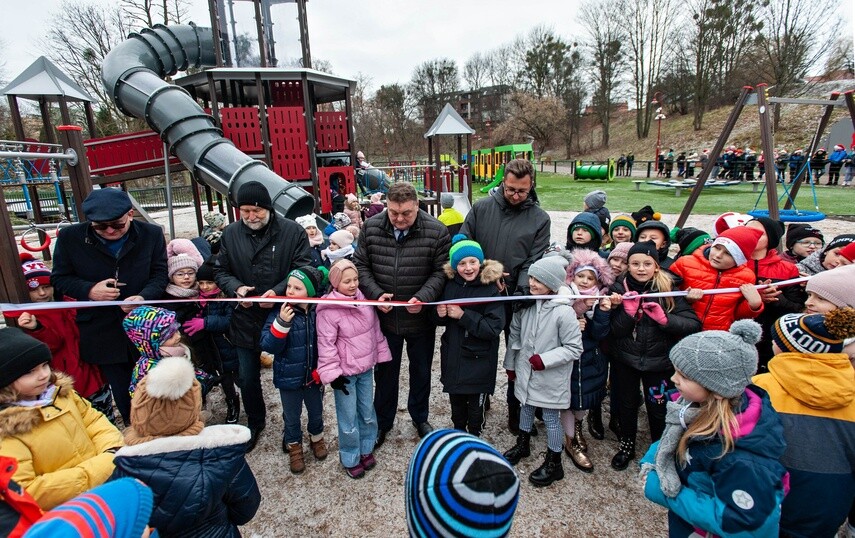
[{"x1": 316, "y1": 289, "x2": 393, "y2": 384}]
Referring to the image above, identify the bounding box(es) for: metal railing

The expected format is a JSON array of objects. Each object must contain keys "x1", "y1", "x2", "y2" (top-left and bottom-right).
[{"x1": 4, "y1": 185, "x2": 196, "y2": 219}]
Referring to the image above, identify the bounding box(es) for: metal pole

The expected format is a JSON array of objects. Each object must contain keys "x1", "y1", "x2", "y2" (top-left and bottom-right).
[
  {"x1": 756, "y1": 83, "x2": 779, "y2": 221},
  {"x1": 163, "y1": 143, "x2": 175, "y2": 239}
]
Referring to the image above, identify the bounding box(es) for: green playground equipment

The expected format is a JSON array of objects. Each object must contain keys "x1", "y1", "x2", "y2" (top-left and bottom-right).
[
  {"x1": 480, "y1": 163, "x2": 505, "y2": 193},
  {"x1": 471, "y1": 142, "x2": 533, "y2": 183},
  {"x1": 574, "y1": 159, "x2": 615, "y2": 181}
]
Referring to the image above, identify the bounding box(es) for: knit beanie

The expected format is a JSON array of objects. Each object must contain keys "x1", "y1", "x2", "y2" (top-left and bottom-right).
[
  {"x1": 634, "y1": 220, "x2": 671, "y2": 245},
  {"x1": 332, "y1": 212, "x2": 352, "y2": 230},
  {"x1": 450, "y1": 234, "x2": 485, "y2": 268},
  {"x1": 440, "y1": 193, "x2": 454, "y2": 208},
  {"x1": 124, "y1": 356, "x2": 205, "y2": 445},
  {"x1": 0, "y1": 327, "x2": 52, "y2": 389},
  {"x1": 196, "y1": 259, "x2": 216, "y2": 282},
  {"x1": 669, "y1": 320, "x2": 762, "y2": 398},
  {"x1": 806, "y1": 265, "x2": 855, "y2": 308},
  {"x1": 82, "y1": 188, "x2": 132, "y2": 222},
  {"x1": 288, "y1": 265, "x2": 326, "y2": 297},
  {"x1": 671, "y1": 227, "x2": 711, "y2": 258},
  {"x1": 711, "y1": 226, "x2": 763, "y2": 267},
  {"x1": 329, "y1": 230, "x2": 355, "y2": 249},
  {"x1": 295, "y1": 213, "x2": 318, "y2": 230},
  {"x1": 609, "y1": 214, "x2": 638, "y2": 239},
  {"x1": 607, "y1": 241, "x2": 634, "y2": 263},
  {"x1": 569, "y1": 212, "x2": 603, "y2": 243},
  {"x1": 785, "y1": 223, "x2": 824, "y2": 251},
  {"x1": 24, "y1": 478, "x2": 154, "y2": 538},
  {"x1": 19, "y1": 252, "x2": 51, "y2": 289},
  {"x1": 203, "y1": 211, "x2": 225, "y2": 229},
  {"x1": 167, "y1": 238, "x2": 204, "y2": 278},
  {"x1": 235, "y1": 181, "x2": 272, "y2": 210},
  {"x1": 631, "y1": 205, "x2": 661, "y2": 225},
  {"x1": 528, "y1": 256, "x2": 569, "y2": 292},
  {"x1": 345, "y1": 225, "x2": 361, "y2": 239},
  {"x1": 584, "y1": 190, "x2": 607, "y2": 210},
  {"x1": 713, "y1": 212, "x2": 750, "y2": 236},
  {"x1": 405, "y1": 429, "x2": 520, "y2": 538},
  {"x1": 628, "y1": 240, "x2": 660, "y2": 264},
  {"x1": 839, "y1": 242, "x2": 855, "y2": 263},
  {"x1": 824, "y1": 234, "x2": 855, "y2": 254},
  {"x1": 588, "y1": 206, "x2": 611, "y2": 231},
  {"x1": 772, "y1": 308, "x2": 855, "y2": 354},
  {"x1": 370, "y1": 192, "x2": 383, "y2": 204},
  {"x1": 122, "y1": 306, "x2": 180, "y2": 361},
  {"x1": 328, "y1": 259, "x2": 358, "y2": 289},
  {"x1": 749, "y1": 217, "x2": 785, "y2": 250}
]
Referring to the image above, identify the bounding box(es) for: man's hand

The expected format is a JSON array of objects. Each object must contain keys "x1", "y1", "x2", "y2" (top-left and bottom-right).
[
  {"x1": 89, "y1": 279, "x2": 121, "y2": 301},
  {"x1": 376, "y1": 293, "x2": 394, "y2": 313},
  {"x1": 120, "y1": 295, "x2": 144, "y2": 313},
  {"x1": 17, "y1": 312, "x2": 38, "y2": 330},
  {"x1": 405, "y1": 297, "x2": 423, "y2": 314},
  {"x1": 236, "y1": 285, "x2": 255, "y2": 308},
  {"x1": 446, "y1": 304, "x2": 464, "y2": 319},
  {"x1": 436, "y1": 304, "x2": 448, "y2": 318},
  {"x1": 258, "y1": 289, "x2": 277, "y2": 309}
]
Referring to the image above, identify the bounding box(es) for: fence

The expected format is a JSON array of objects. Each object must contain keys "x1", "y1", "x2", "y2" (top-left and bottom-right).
[{"x1": 4, "y1": 185, "x2": 196, "y2": 220}]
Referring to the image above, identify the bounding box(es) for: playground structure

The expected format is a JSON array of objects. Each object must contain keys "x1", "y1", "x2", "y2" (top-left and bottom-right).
[
  {"x1": 470, "y1": 142, "x2": 534, "y2": 192},
  {"x1": 574, "y1": 158, "x2": 616, "y2": 181}
]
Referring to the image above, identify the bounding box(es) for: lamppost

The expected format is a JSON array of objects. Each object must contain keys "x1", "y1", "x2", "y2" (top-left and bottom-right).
[
  {"x1": 485, "y1": 119, "x2": 492, "y2": 147},
  {"x1": 654, "y1": 106, "x2": 666, "y2": 162}
]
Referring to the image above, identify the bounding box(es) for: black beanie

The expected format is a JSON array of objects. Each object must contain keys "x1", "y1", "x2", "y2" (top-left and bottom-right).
[
  {"x1": 236, "y1": 181, "x2": 273, "y2": 210},
  {"x1": 750, "y1": 217, "x2": 785, "y2": 250},
  {"x1": 628, "y1": 240, "x2": 660, "y2": 264},
  {"x1": 785, "y1": 223, "x2": 824, "y2": 250},
  {"x1": 0, "y1": 328, "x2": 52, "y2": 389},
  {"x1": 673, "y1": 227, "x2": 711, "y2": 258},
  {"x1": 196, "y1": 259, "x2": 215, "y2": 282}
]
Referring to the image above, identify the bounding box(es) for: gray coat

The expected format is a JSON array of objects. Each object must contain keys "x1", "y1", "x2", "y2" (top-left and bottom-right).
[
  {"x1": 503, "y1": 287, "x2": 583, "y2": 409},
  {"x1": 460, "y1": 187, "x2": 550, "y2": 293}
]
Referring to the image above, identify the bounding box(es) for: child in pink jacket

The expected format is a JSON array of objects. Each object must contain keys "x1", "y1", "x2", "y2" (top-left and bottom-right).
[{"x1": 316, "y1": 259, "x2": 392, "y2": 479}]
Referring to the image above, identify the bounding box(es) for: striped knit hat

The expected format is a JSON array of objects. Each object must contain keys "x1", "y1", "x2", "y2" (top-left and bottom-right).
[
  {"x1": 406, "y1": 429, "x2": 520, "y2": 537},
  {"x1": 609, "y1": 214, "x2": 637, "y2": 240},
  {"x1": 450, "y1": 234, "x2": 484, "y2": 268},
  {"x1": 772, "y1": 308, "x2": 855, "y2": 354}
]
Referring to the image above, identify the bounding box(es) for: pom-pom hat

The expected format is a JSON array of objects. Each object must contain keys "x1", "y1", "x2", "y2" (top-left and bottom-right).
[
  {"x1": 450, "y1": 234, "x2": 484, "y2": 268},
  {"x1": 713, "y1": 212, "x2": 751, "y2": 237},
  {"x1": 772, "y1": 308, "x2": 855, "y2": 354},
  {"x1": 19, "y1": 252, "x2": 51, "y2": 289},
  {"x1": 288, "y1": 265, "x2": 327, "y2": 297},
  {"x1": 295, "y1": 214, "x2": 319, "y2": 230},
  {"x1": 631, "y1": 205, "x2": 661, "y2": 225},
  {"x1": 167, "y1": 238, "x2": 204, "y2": 278},
  {"x1": 711, "y1": 226, "x2": 762, "y2": 267},
  {"x1": 528, "y1": 256, "x2": 569, "y2": 292},
  {"x1": 609, "y1": 214, "x2": 638, "y2": 239},
  {"x1": 671, "y1": 227, "x2": 711, "y2": 258}
]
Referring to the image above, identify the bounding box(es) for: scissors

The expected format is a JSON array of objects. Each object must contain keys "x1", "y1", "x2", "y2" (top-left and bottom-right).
[{"x1": 108, "y1": 267, "x2": 126, "y2": 288}]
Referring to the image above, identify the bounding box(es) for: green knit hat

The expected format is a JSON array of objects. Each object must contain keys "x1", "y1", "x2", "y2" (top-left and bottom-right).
[
  {"x1": 288, "y1": 266, "x2": 329, "y2": 297},
  {"x1": 609, "y1": 214, "x2": 637, "y2": 239},
  {"x1": 449, "y1": 234, "x2": 484, "y2": 267}
]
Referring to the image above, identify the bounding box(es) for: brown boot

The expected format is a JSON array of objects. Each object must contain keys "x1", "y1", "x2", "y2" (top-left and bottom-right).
[
  {"x1": 309, "y1": 435, "x2": 328, "y2": 461},
  {"x1": 564, "y1": 434, "x2": 593, "y2": 473},
  {"x1": 287, "y1": 442, "x2": 305, "y2": 474}
]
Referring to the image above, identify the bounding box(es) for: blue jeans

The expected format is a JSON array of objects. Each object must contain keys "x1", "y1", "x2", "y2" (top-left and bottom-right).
[
  {"x1": 375, "y1": 329, "x2": 436, "y2": 431},
  {"x1": 235, "y1": 346, "x2": 266, "y2": 429},
  {"x1": 333, "y1": 370, "x2": 378, "y2": 467},
  {"x1": 278, "y1": 383, "x2": 324, "y2": 445}
]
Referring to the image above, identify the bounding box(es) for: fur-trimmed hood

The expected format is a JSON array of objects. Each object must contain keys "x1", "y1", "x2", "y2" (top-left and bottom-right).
[
  {"x1": 443, "y1": 258, "x2": 504, "y2": 284},
  {"x1": 115, "y1": 424, "x2": 250, "y2": 457},
  {"x1": 0, "y1": 372, "x2": 74, "y2": 438},
  {"x1": 566, "y1": 248, "x2": 614, "y2": 288}
]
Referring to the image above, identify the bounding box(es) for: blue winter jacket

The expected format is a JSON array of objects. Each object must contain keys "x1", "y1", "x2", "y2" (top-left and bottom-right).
[
  {"x1": 829, "y1": 148, "x2": 848, "y2": 165},
  {"x1": 260, "y1": 306, "x2": 318, "y2": 390},
  {"x1": 642, "y1": 386, "x2": 787, "y2": 537},
  {"x1": 571, "y1": 305, "x2": 609, "y2": 410},
  {"x1": 201, "y1": 299, "x2": 239, "y2": 373}
]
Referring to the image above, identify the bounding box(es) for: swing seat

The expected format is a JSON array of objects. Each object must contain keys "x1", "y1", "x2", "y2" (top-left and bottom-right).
[{"x1": 748, "y1": 209, "x2": 826, "y2": 222}]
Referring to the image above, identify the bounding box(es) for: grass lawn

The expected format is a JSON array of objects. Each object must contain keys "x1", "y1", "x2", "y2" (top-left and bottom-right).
[{"x1": 470, "y1": 173, "x2": 855, "y2": 216}]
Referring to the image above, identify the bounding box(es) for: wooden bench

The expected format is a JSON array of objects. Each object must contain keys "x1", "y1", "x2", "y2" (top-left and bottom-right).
[
  {"x1": 749, "y1": 180, "x2": 764, "y2": 193},
  {"x1": 632, "y1": 180, "x2": 644, "y2": 191}
]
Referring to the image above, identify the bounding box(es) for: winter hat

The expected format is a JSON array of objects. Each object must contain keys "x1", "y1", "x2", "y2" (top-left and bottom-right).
[
  {"x1": 609, "y1": 214, "x2": 638, "y2": 239},
  {"x1": 288, "y1": 265, "x2": 326, "y2": 297},
  {"x1": 405, "y1": 429, "x2": 520, "y2": 538},
  {"x1": 370, "y1": 192, "x2": 383, "y2": 204},
  {"x1": 748, "y1": 217, "x2": 785, "y2": 250},
  {"x1": 584, "y1": 190, "x2": 607, "y2": 210},
  {"x1": 633, "y1": 220, "x2": 671, "y2": 244},
  {"x1": 785, "y1": 223, "x2": 824, "y2": 251},
  {"x1": 839, "y1": 242, "x2": 855, "y2": 263},
  {"x1": 235, "y1": 180, "x2": 273, "y2": 210},
  {"x1": 332, "y1": 212, "x2": 352, "y2": 230},
  {"x1": 0, "y1": 328, "x2": 52, "y2": 389},
  {"x1": 669, "y1": 319, "x2": 762, "y2": 398},
  {"x1": 628, "y1": 240, "x2": 660, "y2": 264},
  {"x1": 196, "y1": 258, "x2": 216, "y2": 282},
  {"x1": 203, "y1": 211, "x2": 225, "y2": 229},
  {"x1": 328, "y1": 259, "x2": 358, "y2": 289},
  {"x1": 19, "y1": 252, "x2": 51, "y2": 289},
  {"x1": 671, "y1": 227, "x2": 711, "y2": 258},
  {"x1": 346, "y1": 193, "x2": 358, "y2": 204},
  {"x1": 329, "y1": 230, "x2": 355, "y2": 249},
  {"x1": 122, "y1": 306, "x2": 180, "y2": 361},
  {"x1": 631, "y1": 205, "x2": 661, "y2": 225},
  {"x1": 569, "y1": 212, "x2": 603, "y2": 243},
  {"x1": 295, "y1": 213, "x2": 318, "y2": 230},
  {"x1": 528, "y1": 255, "x2": 569, "y2": 292},
  {"x1": 588, "y1": 206, "x2": 611, "y2": 231},
  {"x1": 568, "y1": 248, "x2": 614, "y2": 287},
  {"x1": 167, "y1": 238, "x2": 204, "y2": 278},
  {"x1": 357, "y1": 151, "x2": 366, "y2": 160},
  {"x1": 713, "y1": 212, "x2": 750, "y2": 236},
  {"x1": 82, "y1": 188, "x2": 132, "y2": 222},
  {"x1": 607, "y1": 241, "x2": 634, "y2": 263},
  {"x1": 440, "y1": 193, "x2": 455, "y2": 208},
  {"x1": 805, "y1": 265, "x2": 855, "y2": 308},
  {"x1": 835, "y1": 144, "x2": 845, "y2": 151},
  {"x1": 345, "y1": 224, "x2": 361, "y2": 239},
  {"x1": 450, "y1": 234, "x2": 485, "y2": 268},
  {"x1": 824, "y1": 234, "x2": 855, "y2": 254},
  {"x1": 24, "y1": 478, "x2": 154, "y2": 538},
  {"x1": 124, "y1": 356, "x2": 205, "y2": 445},
  {"x1": 772, "y1": 308, "x2": 855, "y2": 354},
  {"x1": 711, "y1": 226, "x2": 763, "y2": 267}
]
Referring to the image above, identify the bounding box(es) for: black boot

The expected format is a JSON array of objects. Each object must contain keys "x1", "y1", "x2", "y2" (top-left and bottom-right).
[
  {"x1": 502, "y1": 431, "x2": 531, "y2": 465},
  {"x1": 226, "y1": 394, "x2": 240, "y2": 424},
  {"x1": 507, "y1": 402, "x2": 520, "y2": 435},
  {"x1": 587, "y1": 404, "x2": 605, "y2": 440},
  {"x1": 529, "y1": 449, "x2": 564, "y2": 487},
  {"x1": 610, "y1": 437, "x2": 636, "y2": 470}
]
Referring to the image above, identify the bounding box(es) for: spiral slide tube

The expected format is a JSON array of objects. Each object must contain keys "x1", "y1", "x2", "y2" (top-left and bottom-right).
[{"x1": 101, "y1": 23, "x2": 314, "y2": 219}]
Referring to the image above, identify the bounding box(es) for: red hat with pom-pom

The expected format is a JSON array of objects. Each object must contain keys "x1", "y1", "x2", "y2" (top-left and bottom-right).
[{"x1": 20, "y1": 253, "x2": 50, "y2": 289}]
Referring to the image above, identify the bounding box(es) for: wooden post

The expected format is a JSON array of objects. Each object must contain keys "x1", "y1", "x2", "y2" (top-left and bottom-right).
[
  {"x1": 207, "y1": 0, "x2": 225, "y2": 67},
  {"x1": 253, "y1": 0, "x2": 269, "y2": 68},
  {"x1": 296, "y1": 0, "x2": 312, "y2": 69},
  {"x1": 0, "y1": 186, "x2": 30, "y2": 305},
  {"x1": 191, "y1": 176, "x2": 204, "y2": 235},
  {"x1": 7, "y1": 96, "x2": 26, "y2": 141},
  {"x1": 465, "y1": 134, "x2": 472, "y2": 203},
  {"x1": 38, "y1": 98, "x2": 57, "y2": 145},
  {"x1": 785, "y1": 92, "x2": 840, "y2": 209},
  {"x1": 255, "y1": 74, "x2": 273, "y2": 167},
  {"x1": 756, "y1": 84, "x2": 779, "y2": 221},
  {"x1": 302, "y1": 73, "x2": 320, "y2": 213},
  {"x1": 56, "y1": 126, "x2": 92, "y2": 221},
  {"x1": 84, "y1": 102, "x2": 98, "y2": 138}
]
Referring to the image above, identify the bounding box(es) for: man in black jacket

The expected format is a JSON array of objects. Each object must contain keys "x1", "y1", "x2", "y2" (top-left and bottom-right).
[
  {"x1": 354, "y1": 182, "x2": 450, "y2": 445},
  {"x1": 214, "y1": 181, "x2": 313, "y2": 451},
  {"x1": 51, "y1": 188, "x2": 168, "y2": 424}
]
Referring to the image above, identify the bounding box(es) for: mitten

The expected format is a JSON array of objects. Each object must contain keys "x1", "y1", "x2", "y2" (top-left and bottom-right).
[
  {"x1": 506, "y1": 369, "x2": 516, "y2": 381},
  {"x1": 622, "y1": 291, "x2": 641, "y2": 317},
  {"x1": 528, "y1": 354, "x2": 545, "y2": 371},
  {"x1": 311, "y1": 369, "x2": 321, "y2": 385},
  {"x1": 330, "y1": 375, "x2": 350, "y2": 395},
  {"x1": 642, "y1": 301, "x2": 668, "y2": 325},
  {"x1": 182, "y1": 317, "x2": 205, "y2": 336}
]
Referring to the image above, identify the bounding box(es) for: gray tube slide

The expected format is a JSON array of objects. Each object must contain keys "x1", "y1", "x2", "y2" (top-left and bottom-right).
[{"x1": 101, "y1": 23, "x2": 314, "y2": 219}]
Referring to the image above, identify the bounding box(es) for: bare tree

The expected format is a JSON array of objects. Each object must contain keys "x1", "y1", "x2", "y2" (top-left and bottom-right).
[
  {"x1": 581, "y1": 0, "x2": 624, "y2": 147},
  {"x1": 822, "y1": 35, "x2": 854, "y2": 76},
  {"x1": 408, "y1": 58, "x2": 460, "y2": 125},
  {"x1": 463, "y1": 52, "x2": 490, "y2": 91},
  {"x1": 121, "y1": 0, "x2": 189, "y2": 28},
  {"x1": 493, "y1": 92, "x2": 567, "y2": 157},
  {"x1": 485, "y1": 46, "x2": 516, "y2": 88},
  {"x1": 518, "y1": 26, "x2": 570, "y2": 98}
]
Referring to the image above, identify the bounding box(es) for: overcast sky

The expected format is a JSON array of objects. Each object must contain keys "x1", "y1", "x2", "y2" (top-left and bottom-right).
[{"x1": 3, "y1": 0, "x2": 585, "y2": 92}]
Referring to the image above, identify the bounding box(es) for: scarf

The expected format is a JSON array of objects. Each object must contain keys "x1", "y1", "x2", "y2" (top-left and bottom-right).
[
  {"x1": 322, "y1": 245, "x2": 355, "y2": 263},
  {"x1": 13, "y1": 384, "x2": 58, "y2": 408},
  {"x1": 308, "y1": 233, "x2": 324, "y2": 247},
  {"x1": 624, "y1": 274, "x2": 654, "y2": 294},
  {"x1": 198, "y1": 288, "x2": 222, "y2": 308},
  {"x1": 165, "y1": 283, "x2": 200, "y2": 298},
  {"x1": 640, "y1": 396, "x2": 702, "y2": 498},
  {"x1": 571, "y1": 284, "x2": 601, "y2": 317}
]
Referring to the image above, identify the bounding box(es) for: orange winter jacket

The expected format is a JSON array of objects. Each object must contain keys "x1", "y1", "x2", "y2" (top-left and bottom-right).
[{"x1": 670, "y1": 249, "x2": 763, "y2": 331}]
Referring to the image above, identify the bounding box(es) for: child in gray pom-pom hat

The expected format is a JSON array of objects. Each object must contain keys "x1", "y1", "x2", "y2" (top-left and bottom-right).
[{"x1": 639, "y1": 320, "x2": 789, "y2": 537}]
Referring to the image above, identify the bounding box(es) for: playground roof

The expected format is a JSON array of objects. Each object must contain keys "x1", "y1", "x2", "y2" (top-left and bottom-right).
[
  {"x1": 424, "y1": 103, "x2": 475, "y2": 138},
  {"x1": 0, "y1": 57, "x2": 94, "y2": 102}
]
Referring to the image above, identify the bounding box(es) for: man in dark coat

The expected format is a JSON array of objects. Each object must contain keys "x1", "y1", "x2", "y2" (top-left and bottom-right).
[
  {"x1": 459, "y1": 158, "x2": 551, "y2": 433},
  {"x1": 354, "y1": 182, "x2": 450, "y2": 446},
  {"x1": 214, "y1": 181, "x2": 313, "y2": 451},
  {"x1": 51, "y1": 188, "x2": 168, "y2": 424}
]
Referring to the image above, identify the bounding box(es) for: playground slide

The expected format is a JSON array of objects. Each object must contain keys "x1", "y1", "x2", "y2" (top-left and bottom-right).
[
  {"x1": 101, "y1": 23, "x2": 314, "y2": 219},
  {"x1": 479, "y1": 164, "x2": 504, "y2": 193}
]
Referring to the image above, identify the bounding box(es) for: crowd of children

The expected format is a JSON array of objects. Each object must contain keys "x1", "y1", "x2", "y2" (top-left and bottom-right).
[{"x1": 3, "y1": 184, "x2": 855, "y2": 537}]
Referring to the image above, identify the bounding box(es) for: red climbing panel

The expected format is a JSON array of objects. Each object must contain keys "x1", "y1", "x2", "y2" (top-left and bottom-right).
[
  {"x1": 220, "y1": 107, "x2": 262, "y2": 153},
  {"x1": 270, "y1": 81, "x2": 304, "y2": 107},
  {"x1": 314, "y1": 111, "x2": 349, "y2": 151},
  {"x1": 84, "y1": 131, "x2": 180, "y2": 176},
  {"x1": 317, "y1": 166, "x2": 356, "y2": 213},
  {"x1": 268, "y1": 106, "x2": 309, "y2": 180}
]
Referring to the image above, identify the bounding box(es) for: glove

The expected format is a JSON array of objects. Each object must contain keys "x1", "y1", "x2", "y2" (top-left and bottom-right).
[
  {"x1": 311, "y1": 369, "x2": 321, "y2": 385},
  {"x1": 330, "y1": 375, "x2": 350, "y2": 395},
  {"x1": 506, "y1": 369, "x2": 516, "y2": 382},
  {"x1": 622, "y1": 291, "x2": 641, "y2": 317},
  {"x1": 182, "y1": 317, "x2": 205, "y2": 336},
  {"x1": 512, "y1": 288, "x2": 536, "y2": 312},
  {"x1": 642, "y1": 301, "x2": 668, "y2": 325},
  {"x1": 528, "y1": 354, "x2": 545, "y2": 371}
]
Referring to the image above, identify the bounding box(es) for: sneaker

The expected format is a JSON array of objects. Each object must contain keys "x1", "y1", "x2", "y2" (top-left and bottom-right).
[
  {"x1": 360, "y1": 453, "x2": 377, "y2": 471},
  {"x1": 345, "y1": 462, "x2": 365, "y2": 479}
]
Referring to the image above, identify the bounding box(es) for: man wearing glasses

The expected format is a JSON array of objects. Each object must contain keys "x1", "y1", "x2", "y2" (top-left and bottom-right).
[
  {"x1": 51, "y1": 188, "x2": 168, "y2": 424},
  {"x1": 460, "y1": 159, "x2": 551, "y2": 434}
]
